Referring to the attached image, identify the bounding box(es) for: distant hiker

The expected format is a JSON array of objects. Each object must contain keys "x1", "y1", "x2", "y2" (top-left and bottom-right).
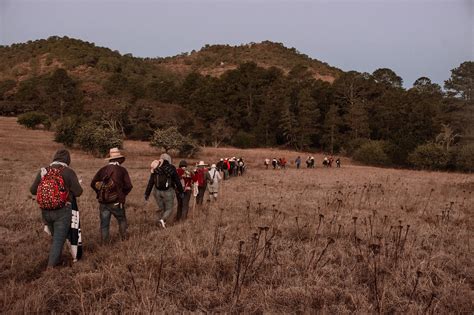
[
  {"x1": 30, "y1": 149, "x2": 83, "y2": 267},
  {"x1": 280, "y1": 157, "x2": 287, "y2": 169},
  {"x1": 329, "y1": 156, "x2": 334, "y2": 167},
  {"x1": 310, "y1": 156, "x2": 315, "y2": 168},
  {"x1": 295, "y1": 156, "x2": 301, "y2": 169},
  {"x1": 306, "y1": 156, "x2": 311, "y2": 168},
  {"x1": 144, "y1": 153, "x2": 184, "y2": 228},
  {"x1": 216, "y1": 158, "x2": 224, "y2": 172},
  {"x1": 230, "y1": 157, "x2": 238, "y2": 176},
  {"x1": 336, "y1": 158, "x2": 341, "y2": 168},
  {"x1": 264, "y1": 158, "x2": 270, "y2": 169},
  {"x1": 176, "y1": 160, "x2": 193, "y2": 221},
  {"x1": 193, "y1": 161, "x2": 209, "y2": 205},
  {"x1": 323, "y1": 156, "x2": 329, "y2": 167},
  {"x1": 238, "y1": 158, "x2": 245, "y2": 175},
  {"x1": 91, "y1": 148, "x2": 133, "y2": 243},
  {"x1": 222, "y1": 158, "x2": 230, "y2": 180},
  {"x1": 272, "y1": 158, "x2": 278, "y2": 169},
  {"x1": 207, "y1": 164, "x2": 222, "y2": 201}
]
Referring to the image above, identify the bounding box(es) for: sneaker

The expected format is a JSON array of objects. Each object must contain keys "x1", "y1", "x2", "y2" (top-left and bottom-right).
[{"x1": 159, "y1": 219, "x2": 166, "y2": 229}]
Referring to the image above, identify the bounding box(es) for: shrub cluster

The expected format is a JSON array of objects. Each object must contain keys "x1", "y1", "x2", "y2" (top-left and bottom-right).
[
  {"x1": 17, "y1": 111, "x2": 51, "y2": 130},
  {"x1": 76, "y1": 122, "x2": 123, "y2": 157},
  {"x1": 353, "y1": 141, "x2": 392, "y2": 166}
]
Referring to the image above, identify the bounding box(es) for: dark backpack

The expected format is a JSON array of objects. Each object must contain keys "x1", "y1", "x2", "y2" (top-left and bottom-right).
[
  {"x1": 97, "y1": 174, "x2": 119, "y2": 203},
  {"x1": 37, "y1": 167, "x2": 69, "y2": 210},
  {"x1": 154, "y1": 167, "x2": 171, "y2": 190}
]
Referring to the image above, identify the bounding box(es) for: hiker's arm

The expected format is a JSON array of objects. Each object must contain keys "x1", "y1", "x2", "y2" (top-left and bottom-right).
[
  {"x1": 30, "y1": 171, "x2": 41, "y2": 195},
  {"x1": 172, "y1": 170, "x2": 184, "y2": 194},
  {"x1": 144, "y1": 174, "x2": 154, "y2": 199},
  {"x1": 90, "y1": 170, "x2": 101, "y2": 192},
  {"x1": 122, "y1": 169, "x2": 133, "y2": 195},
  {"x1": 67, "y1": 169, "x2": 83, "y2": 197}
]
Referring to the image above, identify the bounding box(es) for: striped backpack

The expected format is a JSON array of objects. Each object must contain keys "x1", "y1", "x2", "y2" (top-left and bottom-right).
[{"x1": 37, "y1": 167, "x2": 69, "y2": 210}]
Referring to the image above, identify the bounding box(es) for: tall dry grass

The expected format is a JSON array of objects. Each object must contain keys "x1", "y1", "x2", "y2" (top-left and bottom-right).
[{"x1": 0, "y1": 116, "x2": 473, "y2": 313}]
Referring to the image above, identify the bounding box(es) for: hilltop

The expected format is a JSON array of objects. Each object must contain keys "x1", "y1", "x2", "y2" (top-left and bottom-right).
[{"x1": 153, "y1": 41, "x2": 341, "y2": 82}]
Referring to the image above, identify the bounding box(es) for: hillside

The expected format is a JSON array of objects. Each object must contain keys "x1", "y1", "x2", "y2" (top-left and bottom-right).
[
  {"x1": 0, "y1": 37, "x2": 340, "y2": 86},
  {"x1": 1, "y1": 117, "x2": 473, "y2": 313},
  {"x1": 153, "y1": 41, "x2": 342, "y2": 82}
]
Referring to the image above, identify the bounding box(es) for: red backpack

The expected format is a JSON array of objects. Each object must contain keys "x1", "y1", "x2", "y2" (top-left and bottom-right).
[{"x1": 36, "y1": 167, "x2": 69, "y2": 210}]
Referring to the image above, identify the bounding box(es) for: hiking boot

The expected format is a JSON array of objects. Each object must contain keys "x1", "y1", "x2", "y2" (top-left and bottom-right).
[{"x1": 159, "y1": 219, "x2": 166, "y2": 229}]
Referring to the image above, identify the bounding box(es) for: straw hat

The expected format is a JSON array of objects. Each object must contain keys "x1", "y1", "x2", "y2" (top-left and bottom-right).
[
  {"x1": 197, "y1": 161, "x2": 208, "y2": 167},
  {"x1": 105, "y1": 148, "x2": 125, "y2": 160},
  {"x1": 211, "y1": 163, "x2": 216, "y2": 168},
  {"x1": 150, "y1": 160, "x2": 160, "y2": 173}
]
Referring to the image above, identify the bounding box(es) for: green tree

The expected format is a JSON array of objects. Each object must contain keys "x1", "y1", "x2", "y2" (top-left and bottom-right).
[
  {"x1": 150, "y1": 126, "x2": 186, "y2": 152},
  {"x1": 322, "y1": 104, "x2": 342, "y2": 154},
  {"x1": 44, "y1": 68, "x2": 82, "y2": 118},
  {"x1": 372, "y1": 68, "x2": 403, "y2": 88},
  {"x1": 412, "y1": 76, "x2": 442, "y2": 94},
  {"x1": 444, "y1": 61, "x2": 473, "y2": 101}
]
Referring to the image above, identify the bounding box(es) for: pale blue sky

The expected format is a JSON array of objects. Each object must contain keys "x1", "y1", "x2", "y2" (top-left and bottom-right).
[{"x1": 0, "y1": 0, "x2": 472, "y2": 87}]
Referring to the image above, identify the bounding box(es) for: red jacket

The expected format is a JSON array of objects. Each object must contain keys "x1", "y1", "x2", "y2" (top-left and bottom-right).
[
  {"x1": 177, "y1": 168, "x2": 193, "y2": 191},
  {"x1": 193, "y1": 168, "x2": 208, "y2": 187}
]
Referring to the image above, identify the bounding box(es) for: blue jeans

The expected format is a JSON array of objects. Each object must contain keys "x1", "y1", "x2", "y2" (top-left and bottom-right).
[
  {"x1": 153, "y1": 188, "x2": 175, "y2": 222},
  {"x1": 42, "y1": 205, "x2": 72, "y2": 267},
  {"x1": 100, "y1": 203, "x2": 127, "y2": 242},
  {"x1": 176, "y1": 190, "x2": 191, "y2": 221}
]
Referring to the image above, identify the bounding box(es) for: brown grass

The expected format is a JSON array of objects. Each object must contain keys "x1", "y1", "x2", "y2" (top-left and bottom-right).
[{"x1": 0, "y1": 116, "x2": 473, "y2": 313}]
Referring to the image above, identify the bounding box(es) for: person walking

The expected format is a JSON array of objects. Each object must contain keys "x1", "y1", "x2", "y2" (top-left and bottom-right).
[
  {"x1": 193, "y1": 161, "x2": 208, "y2": 205},
  {"x1": 30, "y1": 149, "x2": 83, "y2": 267},
  {"x1": 176, "y1": 160, "x2": 193, "y2": 221},
  {"x1": 207, "y1": 164, "x2": 222, "y2": 201},
  {"x1": 295, "y1": 156, "x2": 301, "y2": 169},
  {"x1": 264, "y1": 158, "x2": 270, "y2": 169},
  {"x1": 144, "y1": 153, "x2": 183, "y2": 228},
  {"x1": 91, "y1": 148, "x2": 133, "y2": 243}
]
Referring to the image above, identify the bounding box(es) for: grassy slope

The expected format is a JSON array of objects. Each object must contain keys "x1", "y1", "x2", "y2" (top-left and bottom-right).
[{"x1": 0, "y1": 117, "x2": 473, "y2": 313}]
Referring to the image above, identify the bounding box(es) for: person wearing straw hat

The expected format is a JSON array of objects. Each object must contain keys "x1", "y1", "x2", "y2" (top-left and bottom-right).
[
  {"x1": 193, "y1": 161, "x2": 209, "y2": 206},
  {"x1": 91, "y1": 148, "x2": 133, "y2": 243},
  {"x1": 207, "y1": 163, "x2": 222, "y2": 201},
  {"x1": 144, "y1": 153, "x2": 184, "y2": 228}
]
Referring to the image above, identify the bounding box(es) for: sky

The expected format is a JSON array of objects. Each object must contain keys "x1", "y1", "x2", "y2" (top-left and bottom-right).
[{"x1": 0, "y1": 0, "x2": 472, "y2": 87}]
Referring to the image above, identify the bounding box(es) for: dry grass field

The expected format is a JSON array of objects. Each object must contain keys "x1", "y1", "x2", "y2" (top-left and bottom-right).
[{"x1": 0, "y1": 116, "x2": 473, "y2": 313}]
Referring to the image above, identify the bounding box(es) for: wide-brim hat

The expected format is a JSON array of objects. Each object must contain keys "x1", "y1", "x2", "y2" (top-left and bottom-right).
[
  {"x1": 197, "y1": 161, "x2": 208, "y2": 167},
  {"x1": 105, "y1": 147, "x2": 125, "y2": 160},
  {"x1": 211, "y1": 164, "x2": 216, "y2": 168}
]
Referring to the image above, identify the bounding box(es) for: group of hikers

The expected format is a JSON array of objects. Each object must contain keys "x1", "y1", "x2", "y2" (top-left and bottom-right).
[
  {"x1": 30, "y1": 148, "x2": 245, "y2": 268},
  {"x1": 265, "y1": 156, "x2": 341, "y2": 169}
]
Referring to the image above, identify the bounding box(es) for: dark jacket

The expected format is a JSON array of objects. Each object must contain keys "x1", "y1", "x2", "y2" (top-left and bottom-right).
[
  {"x1": 145, "y1": 160, "x2": 184, "y2": 199},
  {"x1": 30, "y1": 149, "x2": 83, "y2": 202},
  {"x1": 91, "y1": 163, "x2": 133, "y2": 204}
]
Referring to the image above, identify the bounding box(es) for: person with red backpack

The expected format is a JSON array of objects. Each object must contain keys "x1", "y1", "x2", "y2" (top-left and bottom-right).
[
  {"x1": 30, "y1": 149, "x2": 83, "y2": 267},
  {"x1": 91, "y1": 148, "x2": 133, "y2": 243}
]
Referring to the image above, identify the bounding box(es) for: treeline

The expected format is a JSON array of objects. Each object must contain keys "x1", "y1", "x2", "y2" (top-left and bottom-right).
[{"x1": 1, "y1": 37, "x2": 472, "y2": 171}]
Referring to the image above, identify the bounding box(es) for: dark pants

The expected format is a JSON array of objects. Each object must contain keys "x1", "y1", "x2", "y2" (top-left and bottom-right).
[
  {"x1": 100, "y1": 203, "x2": 127, "y2": 242},
  {"x1": 176, "y1": 190, "x2": 192, "y2": 220},
  {"x1": 196, "y1": 186, "x2": 206, "y2": 205},
  {"x1": 296, "y1": 163, "x2": 300, "y2": 169},
  {"x1": 42, "y1": 205, "x2": 72, "y2": 267}
]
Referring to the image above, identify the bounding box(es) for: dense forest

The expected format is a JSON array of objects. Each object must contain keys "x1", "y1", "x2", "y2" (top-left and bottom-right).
[{"x1": 0, "y1": 37, "x2": 472, "y2": 170}]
